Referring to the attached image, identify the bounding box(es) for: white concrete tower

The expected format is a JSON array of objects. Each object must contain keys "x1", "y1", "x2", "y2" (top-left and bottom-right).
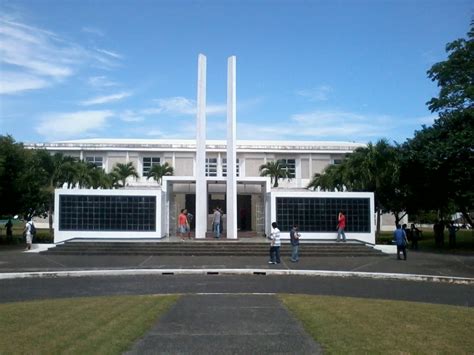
[
  {"x1": 226, "y1": 56, "x2": 237, "y2": 239},
  {"x1": 195, "y1": 54, "x2": 207, "y2": 239}
]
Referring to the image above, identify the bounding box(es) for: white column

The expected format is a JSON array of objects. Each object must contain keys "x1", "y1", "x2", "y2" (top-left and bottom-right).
[
  {"x1": 195, "y1": 54, "x2": 207, "y2": 239},
  {"x1": 226, "y1": 56, "x2": 237, "y2": 239}
]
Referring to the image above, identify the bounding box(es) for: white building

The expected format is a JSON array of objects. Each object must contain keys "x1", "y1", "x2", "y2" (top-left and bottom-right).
[
  {"x1": 34, "y1": 138, "x2": 376, "y2": 244},
  {"x1": 29, "y1": 55, "x2": 377, "y2": 244}
]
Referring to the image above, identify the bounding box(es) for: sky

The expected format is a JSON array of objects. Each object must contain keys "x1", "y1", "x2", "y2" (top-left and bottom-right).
[{"x1": 0, "y1": 0, "x2": 472, "y2": 144}]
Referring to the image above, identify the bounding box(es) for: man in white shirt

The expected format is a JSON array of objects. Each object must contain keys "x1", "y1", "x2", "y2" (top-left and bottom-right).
[
  {"x1": 23, "y1": 218, "x2": 33, "y2": 250},
  {"x1": 268, "y1": 222, "x2": 281, "y2": 264}
]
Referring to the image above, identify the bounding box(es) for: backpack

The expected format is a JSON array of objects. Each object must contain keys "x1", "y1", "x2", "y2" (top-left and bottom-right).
[{"x1": 29, "y1": 222, "x2": 37, "y2": 235}]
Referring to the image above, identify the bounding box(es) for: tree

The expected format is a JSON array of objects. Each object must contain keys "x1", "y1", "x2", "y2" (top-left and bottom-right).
[
  {"x1": 112, "y1": 162, "x2": 139, "y2": 187},
  {"x1": 259, "y1": 160, "x2": 291, "y2": 188},
  {"x1": 400, "y1": 109, "x2": 474, "y2": 226},
  {"x1": 35, "y1": 151, "x2": 79, "y2": 236},
  {"x1": 307, "y1": 164, "x2": 346, "y2": 192},
  {"x1": 0, "y1": 135, "x2": 48, "y2": 219},
  {"x1": 401, "y1": 23, "x2": 474, "y2": 226},
  {"x1": 147, "y1": 162, "x2": 174, "y2": 185},
  {"x1": 89, "y1": 166, "x2": 115, "y2": 189},
  {"x1": 426, "y1": 22, "x2": 474, "y2": 114},
  {"x1": 308, "y1": 139, "x2": 403, "y2": 235}
]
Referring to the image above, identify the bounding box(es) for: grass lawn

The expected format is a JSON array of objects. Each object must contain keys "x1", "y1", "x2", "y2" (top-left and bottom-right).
[
  {"x1": 377, "y1": 229, "x2": 474, "y2": 254},
  {"x1": 0, "y1": 295, "x2": 179, "y2": 354},
  {"x1": 280, "y1": 294, "x2": 474, "y2": 354}
]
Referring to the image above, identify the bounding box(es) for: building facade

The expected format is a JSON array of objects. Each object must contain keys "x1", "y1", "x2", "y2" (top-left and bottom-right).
[
  {"x1": 30, "y1": 139, "x2": 377, "y2": 244},
  {"x1": 30, "y1": 55, "x2": 377, "y2": 244}
]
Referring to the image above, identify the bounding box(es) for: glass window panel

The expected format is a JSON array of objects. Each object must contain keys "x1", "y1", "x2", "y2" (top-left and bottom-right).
[
  {"x1": 277, "y1": 159, "x2": 296, "y2": 178},
  {"x1": 206, "y1": 158, "x2": 218, "y2": 177},
  {"x1": 142, "y1": 157, "x2": 161, "y2": 176},
  {"x1": 276, "y1": 197, "x2": 370, "y2": 233},
  {"x1": 59, "y1": 195, "x2": 156, "y2": 232},
  {"x1": 222, "y1": 158, "x2": 240, "y2": 177},
  {"x1": 85, "y1": 156, "x2": 103, "y2": 169}
]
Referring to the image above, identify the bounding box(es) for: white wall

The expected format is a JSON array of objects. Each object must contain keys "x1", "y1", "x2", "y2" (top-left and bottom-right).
[
  {"x1": 54, "y1": 188, "x2": 164, "y2": 243},
  {"x1": 269, "y1": 191, "x2": 376, "y2": 244}
]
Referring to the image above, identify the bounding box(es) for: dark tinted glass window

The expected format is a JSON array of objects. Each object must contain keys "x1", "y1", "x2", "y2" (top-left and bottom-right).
[
  {"x1": 59, "y1": 195, "x2": 156, "y2": 231},
  {"x1": 276, "y1": 197, "x2": 370, "y2": 233}
]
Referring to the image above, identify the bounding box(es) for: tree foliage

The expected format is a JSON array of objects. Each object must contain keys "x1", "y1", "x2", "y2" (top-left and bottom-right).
[
  {"x1": 259, "y1": 160, "x2": 292, "y2": 187},
  {"x1": 402, "y1": 23, "x2": 474, "y2": 225},
  {"x1": 307, "y1": 139, "x2": 404, "y2": 231},
  {"x1": 147, "y1": 162, "x2": 174, "y2": 185},
  {"x1": 112, "y1": 162, "x2": 139, "y2": 187},
  {"x1": 426, "y1": 22, "x2": 474, "y2": 114}
]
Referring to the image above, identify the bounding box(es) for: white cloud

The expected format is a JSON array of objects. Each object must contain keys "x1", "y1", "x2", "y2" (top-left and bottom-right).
[
  {"x1": 36, "y1": 110, "x2": 114, "y2": 139},
  {"x1": 119, "y1": 110, "x2": 144, "y2": 122},
  {"x1": 81, "y1": 92, "x2": 131, "y2": 106},
  {"x1": 154, "y1": 97, "x2": 196, "y2": 115},
  {"x1": 0, "y1": 16, "x2": 122, "y2": 95},
  {"x1": 82, "y1": 26, "x2": 105, "y2": 37},
  {"x1": 0, "y1": 71, "x2": 49, "y2": 94},
  {"x1": 145, "y1": 129, "x2": 165, "y2": 137},
  {"x1": 237, "y1": 109, "x2": 397, "y2": 141},
  {"x1": 87, "y1": 76, "x2": 118, "y2": 88},
  {"x1": 152, "y1": 96, "x2": 227, "y2": 116},
  {"x1": 95, "y1": 48, "x2": 122, "y2": 59},
  {"x1": 296, "y1": 85, "x2": 333, "y2": 101}
]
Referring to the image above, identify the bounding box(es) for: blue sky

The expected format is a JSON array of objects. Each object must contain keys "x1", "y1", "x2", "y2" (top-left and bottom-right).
[{"x1": 0, "y1": 0, "x2": 472, "y2": 144}]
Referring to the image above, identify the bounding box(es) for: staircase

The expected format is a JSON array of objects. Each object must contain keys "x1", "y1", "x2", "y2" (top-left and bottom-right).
[{"x1": 41, "y1": 240, "x2": 385, "y2": 257}]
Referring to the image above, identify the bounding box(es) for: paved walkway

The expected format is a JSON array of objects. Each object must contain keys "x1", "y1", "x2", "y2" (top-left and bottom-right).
[
  {"x1": 1, "y1": 245, "x2": 473, "y2": 281},
  {"x1": 125, "y1": 294, "x2": 322, "y2": 355}
]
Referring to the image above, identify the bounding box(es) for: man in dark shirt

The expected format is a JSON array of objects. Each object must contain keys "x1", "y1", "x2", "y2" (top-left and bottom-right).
[{"x1": 290, "y1": 224, "x2": 300, "y2": 262}]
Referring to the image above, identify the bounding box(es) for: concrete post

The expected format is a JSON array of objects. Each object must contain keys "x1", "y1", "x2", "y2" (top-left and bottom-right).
[
  {"x1": 195, "y1": 54, "x2": 207, "y2": 239},
  {"x1": 226, "y1": 56, "x2": 237, "y2": 239}
]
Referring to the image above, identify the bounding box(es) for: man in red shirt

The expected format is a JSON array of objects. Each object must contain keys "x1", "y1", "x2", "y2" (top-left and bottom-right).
[
  {"x1": 337, "y1": 210, "x2": 346, "y2": 242},
  {"x1": 178, "y1": 209, "x2": 189, "y2": 240}
]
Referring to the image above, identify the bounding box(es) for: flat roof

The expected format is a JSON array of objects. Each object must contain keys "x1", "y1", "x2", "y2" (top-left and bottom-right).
[{"x1": 25, "y1": 138, "x2": 366, "y2": 154}]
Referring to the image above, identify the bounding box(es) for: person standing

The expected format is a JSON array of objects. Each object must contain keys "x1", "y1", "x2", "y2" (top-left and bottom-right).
[
  {"x1": 268, "y1": 222, "x2": 281, "y2": 264},
  {"x1": 290, "y1": 224, "x2": 300, "y2": 262},
  {"x1": 177, "y1": 209, "x2": 188, "y2": 241},
  {"x1": 23, "y1": 218, "x2": 33, "y2": 250},
  {"x1": 213, "y1": 207, "x2": 221, "y2": 239},
  {"x1": 336, "y1": 210, "x2": 346, "y2": 242},
  {"x1": 5, "y1": 218, "x2": 13, "y2": 243},
  {"x1": 448, "y1": 221, "x2": 459, "y2": 248},
  {"x1": 410, "y1": 223, "x2": 421, "y2": 250},
  {"x1": 394, "y1": 224, "x2": 408, "y2": 260},
  {"x1": 186, "y1": 211, "x2": 194, "y2": 239}
]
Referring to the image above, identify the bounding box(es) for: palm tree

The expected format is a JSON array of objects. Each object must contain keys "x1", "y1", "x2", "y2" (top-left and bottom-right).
[
  {"x1": 112, "y1": 162, "x2": 139, "y2": 187},
  {"x1": 73, "y1": 161, "x2": 95, "y2": 188},
  {"x1": 147, "y1": 162, "x2": 174, "y2": 185},
  {"x1": 89, "y1": 168, "x2": 114, "y2": 189},
  {"x1": 259, "y1": 160, "x2": 291, "y2": 188},
  {"x1": 35, "y1": 152, "x2": 77, "y2": 236}
]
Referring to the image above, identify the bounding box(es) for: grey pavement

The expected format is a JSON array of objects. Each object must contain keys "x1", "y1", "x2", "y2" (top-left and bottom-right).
[
  {"x1": 125, "y1": 294, "x2": 322, "y2": 355},
  {"x1": 0, "y1": 246, "x2": 473, "y2": 279}
]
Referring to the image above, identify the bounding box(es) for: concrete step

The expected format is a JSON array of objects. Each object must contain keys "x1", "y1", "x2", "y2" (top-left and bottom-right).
[{"x1": 41, "y1": 241, "x2": 385, "y2": 257}]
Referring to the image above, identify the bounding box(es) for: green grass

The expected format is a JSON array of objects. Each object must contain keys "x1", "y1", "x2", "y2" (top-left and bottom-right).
[
  {"x1": 377, "y1": 229, "x2": 474, "y2": 253},
  {"x1": 0, "y1": 224, "x2": 53, "y2": 244},
  {"x1": 280, "y1": 294, "x2": 474, "y2": 354},
  {"x1": 0, "y1": 294, "x2": 179, "y2": 354}
]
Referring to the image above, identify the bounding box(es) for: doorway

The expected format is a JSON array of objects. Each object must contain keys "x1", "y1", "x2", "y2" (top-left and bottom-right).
[
  {"x1": 237, "y1": 195, "x2": 252, "y2": 231},
  {"x1": 185, "y1": 194, "x2": 196, "y2": 231}
]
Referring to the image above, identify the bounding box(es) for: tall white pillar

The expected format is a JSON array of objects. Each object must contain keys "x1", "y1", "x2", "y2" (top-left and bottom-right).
[
  {"x1": 226, "y1": 56, "x2": 237, "y2": 239},
  {"x1": 195, "y1": 54, "x2": 207, "y2": 239}
]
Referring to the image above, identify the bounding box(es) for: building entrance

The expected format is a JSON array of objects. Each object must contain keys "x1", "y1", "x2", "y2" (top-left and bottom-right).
[{"x1": 237, "y1": 195, "x2": 252, "y2": 231}]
